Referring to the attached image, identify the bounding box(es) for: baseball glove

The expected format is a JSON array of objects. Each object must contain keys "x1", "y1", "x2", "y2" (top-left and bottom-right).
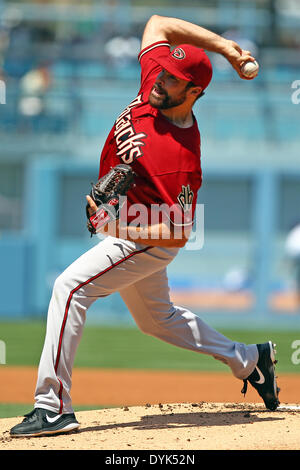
[{"x1": 86, "y1": 164, "x2": 135, "y2": 236}]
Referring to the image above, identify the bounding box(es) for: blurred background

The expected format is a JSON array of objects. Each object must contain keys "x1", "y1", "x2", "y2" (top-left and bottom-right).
[{"x1": 0, "y1": 0, "x2": 300, "y2": 330}]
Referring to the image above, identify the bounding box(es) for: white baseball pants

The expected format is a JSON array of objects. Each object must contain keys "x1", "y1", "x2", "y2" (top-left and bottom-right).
[{"x1": 34, "y1": 236, "x2": 258, "y2": 414}]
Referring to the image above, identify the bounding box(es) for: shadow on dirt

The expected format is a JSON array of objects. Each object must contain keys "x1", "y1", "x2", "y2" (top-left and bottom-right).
[{"x1": 78, "y1": 408, "x2": 286, "y2": 433}]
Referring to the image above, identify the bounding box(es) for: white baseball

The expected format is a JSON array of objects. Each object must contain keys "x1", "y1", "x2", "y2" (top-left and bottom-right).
[{"x1": 241, "y1": 60, "x2": 259, "y2": 78}]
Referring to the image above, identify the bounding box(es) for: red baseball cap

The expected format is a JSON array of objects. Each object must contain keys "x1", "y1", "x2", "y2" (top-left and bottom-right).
[{"x1": 152, "y1": 44, "x2": 213, "y2": 90}]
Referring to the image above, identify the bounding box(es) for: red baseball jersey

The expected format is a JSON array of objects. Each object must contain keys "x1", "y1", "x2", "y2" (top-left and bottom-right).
[{"x1": 98, "y1": 40, "x2": 202, "y2": 227}]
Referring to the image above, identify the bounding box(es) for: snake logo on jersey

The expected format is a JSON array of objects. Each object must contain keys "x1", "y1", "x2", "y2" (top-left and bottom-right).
[
  {"x1": 177, "y1": 184, "x2": 194, "y2": 212},
  {"x1": 114, "y1": 94, "x2": 147, "y2": 164}
]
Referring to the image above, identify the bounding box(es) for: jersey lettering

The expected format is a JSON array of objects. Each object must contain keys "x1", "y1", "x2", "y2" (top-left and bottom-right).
[{"x1": 114, "y1": 94, "x2": 147, "y2": 164}]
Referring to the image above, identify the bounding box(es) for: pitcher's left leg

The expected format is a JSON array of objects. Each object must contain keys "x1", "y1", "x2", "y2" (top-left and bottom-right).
[
  {"x1": 120, "y1": 267, "x2": 258, "y2": 379},
  {"x1": 34, "y1": 237, "x2": 153, "y2": 414}
]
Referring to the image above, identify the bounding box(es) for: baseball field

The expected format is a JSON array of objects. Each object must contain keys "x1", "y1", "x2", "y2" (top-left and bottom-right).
[{"x1": 0, "y1": 321, "x2": 299, "y2": 450}]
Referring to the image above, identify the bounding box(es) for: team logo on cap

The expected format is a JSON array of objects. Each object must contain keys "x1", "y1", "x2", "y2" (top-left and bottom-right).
[{"x1": 172, "y1": 47, "x2": 186, "y2": 60}]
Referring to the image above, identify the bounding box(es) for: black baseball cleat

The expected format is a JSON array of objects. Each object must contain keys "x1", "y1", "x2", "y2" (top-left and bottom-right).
[
  {"x1": 10, "y1": 408, "x2": 80, "y2": 437},
  {"x1": 241, "y1": 341, "x2": 280, "y2": 411}
]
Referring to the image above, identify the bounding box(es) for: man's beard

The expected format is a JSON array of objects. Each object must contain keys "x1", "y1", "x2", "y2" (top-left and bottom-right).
[{"x1": 149, "y1": 84, "x2": 187, "y2": 109}]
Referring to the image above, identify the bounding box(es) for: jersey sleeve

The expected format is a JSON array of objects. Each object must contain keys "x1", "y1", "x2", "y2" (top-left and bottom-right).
[{"x1": 137, "y1": 41, "x2": 171, "y2": 93}]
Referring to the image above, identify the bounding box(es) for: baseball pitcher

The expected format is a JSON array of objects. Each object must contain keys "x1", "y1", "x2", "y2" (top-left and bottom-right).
[{"x1": 11, "y1": 15, "x2": 279, "y2": 437}]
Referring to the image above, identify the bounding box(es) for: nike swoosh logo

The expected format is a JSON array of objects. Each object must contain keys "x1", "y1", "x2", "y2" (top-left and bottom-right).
[
  {"x1": 254, "y1": 366, "x2": 265, "y2": 384},
  {"x1": 46, "y1": 414, "x2": 62, "y2": 423}
]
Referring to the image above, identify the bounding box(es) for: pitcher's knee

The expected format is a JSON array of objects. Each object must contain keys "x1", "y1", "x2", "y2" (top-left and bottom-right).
[
  {"x1": 137, "y1": 315, "x2": 173, "y2": 337},
  {"x1": 136, "y1": 322, "x2": 155, "y2": 336},
  {"x1": 52, "y1": 271, "x2": 73, "y2": 295},
  {"x1": 135, "y1": 316, "x2": 165, "y2": 337}
]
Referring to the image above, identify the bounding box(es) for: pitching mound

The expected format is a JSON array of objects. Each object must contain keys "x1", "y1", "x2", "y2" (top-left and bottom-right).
[{"x1": 1, "y1": 402, "x2": 300, "y2": 450}]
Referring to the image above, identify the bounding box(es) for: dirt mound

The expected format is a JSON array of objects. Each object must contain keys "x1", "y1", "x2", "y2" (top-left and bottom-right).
[{"x1": 1, "y1": 402, "x2": 300, "y2": 450}]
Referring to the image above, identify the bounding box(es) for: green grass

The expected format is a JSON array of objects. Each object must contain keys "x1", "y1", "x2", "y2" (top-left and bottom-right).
[
  {"x1": 0, "y1": 320, "x2": 299, "y2": 374},
  {"x1": 0, "y1": 404, "x2": 109, "y2": 419},
  {"x1": 0, "y1": 321, "x2": 299, "y2": 419}
]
